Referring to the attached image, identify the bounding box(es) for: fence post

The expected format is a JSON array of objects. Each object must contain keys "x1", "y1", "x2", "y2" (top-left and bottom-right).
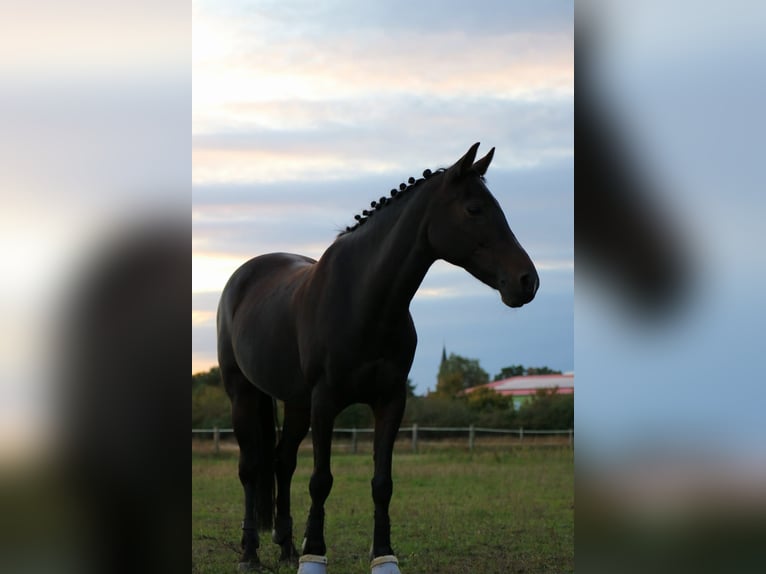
[
  {"x1": 412, "y1": 423, "x2": 418, "y2": 453},
  {"x1": 468, "y1": 424, "x2": 475, "y2": 452},
  {"x1": 351, "y1": 427, "x2": 358, "y2": 454},
  {"x1": 519, "y1": 427, "x2": 524, "y2": 442},
  {"x1": 568, "y1": 428, "x2": 573, "y2": 448},
  {"x1": 213, "y1": 426, "x2": 220, "y2": 455}
]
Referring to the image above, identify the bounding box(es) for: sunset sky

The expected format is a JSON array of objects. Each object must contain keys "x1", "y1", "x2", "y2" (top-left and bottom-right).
[{"x1": 192, "y1": 1, "x2": 574, "y2": 393}]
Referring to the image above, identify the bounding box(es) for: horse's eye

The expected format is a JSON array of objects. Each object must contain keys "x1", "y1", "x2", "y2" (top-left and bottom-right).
[{"x1": 466, "y1": 204, "x2": 482, "y2": 216}]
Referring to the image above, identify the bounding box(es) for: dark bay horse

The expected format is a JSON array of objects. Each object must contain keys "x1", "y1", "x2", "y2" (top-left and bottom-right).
[{"x1": 217, "y1": 143, "x2": 539, "y2": 573}]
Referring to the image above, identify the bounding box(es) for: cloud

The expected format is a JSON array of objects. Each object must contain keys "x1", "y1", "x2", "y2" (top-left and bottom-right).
[
  {"x1": 193, "y1": 0, "x2": 573, "y2": 184},
  {"x1": 192, "y1": 97, "x2": 573, "y2": 184},
  {"x1": 201, "y1": 0, "x2": 572, "y2": 39},
  {"x1": 194, "y1": 2, "x2": 572, "y2": 107},
  {"x1": 218, "y1": 32, "x2": 570, "y2": 101},
  {"x1": 192, "y1": 310, "x2": 215, "y2": 326}
]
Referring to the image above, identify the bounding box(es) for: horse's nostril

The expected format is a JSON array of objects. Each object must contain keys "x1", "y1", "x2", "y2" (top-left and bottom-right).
[{"x1": 519, "y1": 272, "x2": 539, "y2": 296}]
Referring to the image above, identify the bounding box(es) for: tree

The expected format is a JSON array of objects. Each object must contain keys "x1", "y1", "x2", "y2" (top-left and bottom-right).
[
  {"x1": 191, "y1": 383, "x2": 231, "y2": 428},
  {"x1": 526, "y1": 366, "x2": 563, "y2": 375},
  {"x1": 192, "y1": 366, "x2": 230, "y2": 427},
  {"x1": 493, "y1": 365, "x2": 562, "y2": 380},
  {"x1": 493, "y1": 365, "x2": 525, "y2": 380},
  {"x1": 434, "y1": 371, "x2": 465, "y2": 398},
  {"x1": 192, "y1": 366, "x2": 222, "y2": 389},
  {"x1": 434, "y1": 353, "x2": 489, "y2": 397}
]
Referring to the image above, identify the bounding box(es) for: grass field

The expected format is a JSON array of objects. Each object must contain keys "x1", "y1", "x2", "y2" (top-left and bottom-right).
[{"x1": 192, "y1": 447, "x2": 573, "y2": 574}]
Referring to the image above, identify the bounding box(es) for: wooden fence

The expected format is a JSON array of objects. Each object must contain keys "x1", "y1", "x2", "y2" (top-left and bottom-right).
[{"x1": 192, "y1": 425, "x2": 574, "y2": 454}]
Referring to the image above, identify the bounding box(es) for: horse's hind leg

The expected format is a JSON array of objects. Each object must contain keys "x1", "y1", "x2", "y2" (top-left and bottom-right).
[
  {"x1": 272, "y1": 401, "x2": 310, "y2": 563},
  {"x1": 227, "y1": 371, "x2": 276, "y2": 571}
]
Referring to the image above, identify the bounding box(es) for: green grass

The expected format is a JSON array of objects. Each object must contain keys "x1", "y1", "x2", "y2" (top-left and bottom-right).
[{"x1": 192, "y1": 448, "x2": 573, "y2": 573}]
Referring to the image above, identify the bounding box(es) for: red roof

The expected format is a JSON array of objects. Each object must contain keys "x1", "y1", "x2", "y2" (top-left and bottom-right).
[{"x1": 465, "y1": 373, "x2": 574, "y2": 396}]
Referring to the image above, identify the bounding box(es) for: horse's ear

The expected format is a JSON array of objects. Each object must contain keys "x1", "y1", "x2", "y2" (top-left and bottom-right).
[
  {"x1": 472, "y1": 147, "x2": 495, "y2": 176},
  {"x1": 453, "y1": 142, "x2": 481, "y2": 176}
]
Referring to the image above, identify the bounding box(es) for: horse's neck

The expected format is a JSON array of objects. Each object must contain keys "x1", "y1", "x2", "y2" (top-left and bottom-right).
[
  {"x1": 358, "y1": 189, "x2": 434, "y2": 318},
  {"x1": 336, "y1": 187, "x2": 436, "y2": 322}
]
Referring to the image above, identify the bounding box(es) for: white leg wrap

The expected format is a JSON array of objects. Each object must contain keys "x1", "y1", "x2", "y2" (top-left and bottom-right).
[
  {"x1": 297, "y1": 554, "x2": 328, "y2": 574},
  {"x1": 371, "y1": 555, "x2": 401, "y2": 574}
]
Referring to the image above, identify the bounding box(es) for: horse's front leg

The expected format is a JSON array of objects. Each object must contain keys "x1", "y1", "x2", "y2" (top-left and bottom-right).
[
  {"x1": 370, "y1": 389, "x2": 406, "y2": 574},
  {"x1": 299, "y1": 388, "x2": 338, "y2": 573}
]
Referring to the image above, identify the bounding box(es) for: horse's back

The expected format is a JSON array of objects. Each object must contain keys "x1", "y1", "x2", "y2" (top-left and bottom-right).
[{"x1": 217, "y1": 253, "x2": 315, "y2": 400}]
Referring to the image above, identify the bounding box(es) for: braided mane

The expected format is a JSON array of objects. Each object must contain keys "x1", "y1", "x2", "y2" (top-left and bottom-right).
[{"x1": 338, "y1": 167, "x2": 447, "y2": 236}]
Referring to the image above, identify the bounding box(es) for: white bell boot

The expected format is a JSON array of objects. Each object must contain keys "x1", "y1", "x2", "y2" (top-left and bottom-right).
[
  {"x1": 297, "y1": 554, "x2": 328, "y2": 574},
  {"x1": 371, "y1": 555, "x2": 401, "y2": 574}
]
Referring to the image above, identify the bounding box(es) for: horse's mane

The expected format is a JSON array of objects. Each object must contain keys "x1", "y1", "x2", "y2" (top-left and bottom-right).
[{"x1": 338, "y1": 167, "x2": 447, "y2": 237}]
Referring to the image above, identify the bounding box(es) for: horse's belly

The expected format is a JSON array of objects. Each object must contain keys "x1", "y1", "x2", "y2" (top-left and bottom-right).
[{"x1": 231, "y1": 319, "x2": 305, "y2": 398}]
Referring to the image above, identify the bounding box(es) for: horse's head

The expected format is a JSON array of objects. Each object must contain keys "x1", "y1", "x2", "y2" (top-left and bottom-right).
[{"x1": 427, "y1": 143, "x2": 539, "y2": 308}]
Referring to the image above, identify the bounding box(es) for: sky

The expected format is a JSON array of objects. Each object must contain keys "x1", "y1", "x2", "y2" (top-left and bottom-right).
[
  {"x1": 192, "y1": 0, "x2": 574, "y2": 394},
  {"x1": 574, "y1": 0, "x2": 766, "y2": 461}
]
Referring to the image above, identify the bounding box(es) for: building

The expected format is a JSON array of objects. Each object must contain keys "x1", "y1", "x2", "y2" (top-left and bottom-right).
[{"x1": 464, "y1": 372, "x2": 574, "y2": 409}]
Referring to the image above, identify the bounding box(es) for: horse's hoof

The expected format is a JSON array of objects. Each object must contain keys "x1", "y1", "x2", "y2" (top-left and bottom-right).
[
  {"x1": 297, "y1": 554, "x2": 327, "y2": 574},
  {"x1": 371, "y1": 555, "x2": 401, "y2": 574},
  {"x1": 279, "y1": 547, "x2": 299, "y2": 566}
]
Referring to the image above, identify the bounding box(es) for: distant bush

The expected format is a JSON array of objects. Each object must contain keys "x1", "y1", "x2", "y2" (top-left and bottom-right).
[
  {"x1": 403, "y1": 388, "x2": 572, "y2": 430},
  {"x1": 191, "y1": 383, "x2": 231, "y2": 428},
  {"x1": 516, "y1": 388, "x2": 573, "y2": 430},
  {"x1": 403, "y1": 395, "x2": 473, "y2": 428},
  {"x1": 335, "y1": 403, "x2": 374, "y2": 428}
]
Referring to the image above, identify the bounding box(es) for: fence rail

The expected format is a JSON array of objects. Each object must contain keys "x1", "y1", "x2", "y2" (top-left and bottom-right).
[{"x1": 192, "y1": 425, "x2": 574, "y2": 454}]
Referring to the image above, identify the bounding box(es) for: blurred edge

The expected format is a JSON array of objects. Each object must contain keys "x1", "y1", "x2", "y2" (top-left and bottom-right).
[
  {"x1": 0, "y1": 2, "x2": 189, "y2": 574},
  {"x1": 575, "y1": 2, "x2": 766, "y2": 573}
]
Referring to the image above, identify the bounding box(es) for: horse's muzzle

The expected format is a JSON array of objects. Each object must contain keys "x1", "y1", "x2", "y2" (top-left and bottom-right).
[{"x1": 499, "y1": 269, "x2": 539, "y2": 308}]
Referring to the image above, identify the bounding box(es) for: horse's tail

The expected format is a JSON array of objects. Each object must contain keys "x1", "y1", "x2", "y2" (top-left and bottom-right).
[
  {"x1": 218, "y1": 282, "x2": 277, "y2": 533},
  {"x1": 224, "y1": 371, "x2": 277, "y2": 532}
]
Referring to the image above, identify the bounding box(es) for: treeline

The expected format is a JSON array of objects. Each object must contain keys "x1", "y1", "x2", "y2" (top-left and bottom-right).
[
  {"x1": 191, "y1": 367, "x2": 230, "y2": 428},
  {"x1": 192, "y1": 356, "x2": 572, "y2": 431},
  {"x1": 402, "y1": 387, "x2": 572, "y2": 430}
]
